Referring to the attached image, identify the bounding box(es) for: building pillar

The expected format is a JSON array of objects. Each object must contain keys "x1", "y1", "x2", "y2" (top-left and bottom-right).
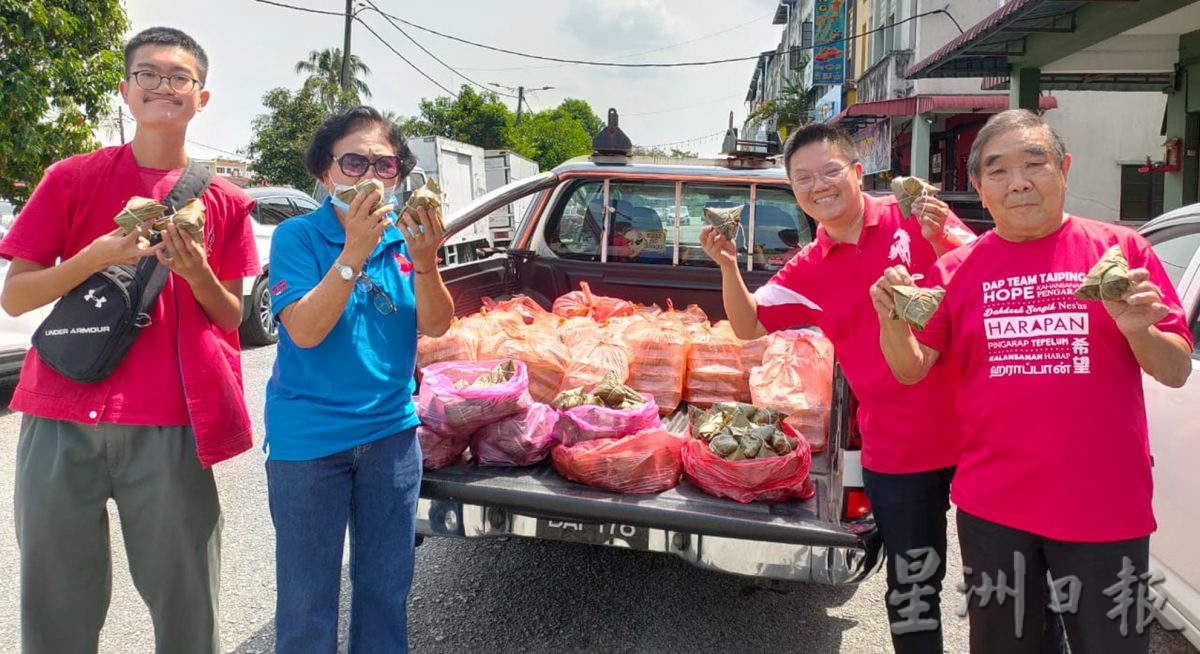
[
  {"x1": 1009, "y1": 67, "x2": 1041, "y2": 111},
  {"x1": 1163, "y1": 87, "x2": 1189, "y2": 212},
  {"x1": 911, "y1": 112, "x2": 931, "y2": 180}
]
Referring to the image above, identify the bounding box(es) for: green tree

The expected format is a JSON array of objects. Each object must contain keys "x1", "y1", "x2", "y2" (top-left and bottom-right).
[
  {"x1": 747, "y1": 66, "x2": 813, "y2": 133},
  {"x1": 404, "y1": 86, "x2": 511, "y2": 149},
  {"x1": 243, "y1": 84, "x2": 327, "y2": 190},
  {"x1": 294, "y1": 47, "x2": 371, "y2": 111},
  {"x1": 0, "y1": 0, "x2": 128, "y2": 207},
  {"x1": 558, "y1": 98, "x2": 604, "y2": 137},
  {"x1": 631, "y1": 146, "x2": 699, "y2": 159},
  {"x1": 511, "y1": 108, "x2": 593, "y2": 171}
]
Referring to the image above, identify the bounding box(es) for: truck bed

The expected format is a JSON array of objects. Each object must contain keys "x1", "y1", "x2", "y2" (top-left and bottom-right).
[{"x1": 419, "y1": 411, "x2": 857, "y2": 549}]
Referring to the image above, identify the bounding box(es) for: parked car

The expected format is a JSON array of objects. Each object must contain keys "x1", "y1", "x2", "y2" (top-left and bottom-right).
[
  {"x1": 0, "y1": 200, "x2": 16, "y2": 239},
  {"x1": 417, "y1": 113, "x2": 881, "y2": 587},
  {"x1": 239, "y1": 186, "x2": 321, "y2": 346},
  {"x1": 1139, "y1": 205, "x2": 1200, "y2": 650}
]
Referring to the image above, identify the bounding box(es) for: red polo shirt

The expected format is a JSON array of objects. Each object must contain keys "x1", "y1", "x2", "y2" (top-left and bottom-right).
[
  {"x1": 0, "y1": 144, "x2": 261, "y2": 465},
  {"x1": 755, "y1": 194, "x2": 973, "y2": 474},
  {"x1": 915, "y1": 216, "x2": 1192, "y2": 541}
]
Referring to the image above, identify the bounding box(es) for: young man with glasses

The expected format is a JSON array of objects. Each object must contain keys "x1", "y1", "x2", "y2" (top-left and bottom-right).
[
  {"x1": 0, "y1": 27, "x2": 259, "y2": 653},
  {"x1": 263, "y1": 105, "x2": 453, "y2": 654},
  {"x1": 701, "y1": 123, "x2": 978, "y2": 653}
]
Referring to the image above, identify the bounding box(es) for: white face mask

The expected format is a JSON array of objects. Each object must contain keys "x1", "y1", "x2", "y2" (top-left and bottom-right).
[{"x1": 328, "y1": 181, "x2": 398, "y2": 213}]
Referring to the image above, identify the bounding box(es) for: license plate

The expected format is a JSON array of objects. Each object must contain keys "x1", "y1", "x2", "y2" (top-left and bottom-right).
[{"x1": 534, "y1": 519, "x2": 650, "y2": 549}]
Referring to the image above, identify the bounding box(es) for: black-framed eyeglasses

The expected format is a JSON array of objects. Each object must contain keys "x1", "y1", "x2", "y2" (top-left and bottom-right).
[
  {"x1": 791, "y1": 159, "x2": 858, "y2": 191},
  {"x1": 333, "y1": 153, "x2": 403, "y2": 179},
  {"x1": 356, "y1": 272, "x2": 396, "y2": 316},
  {"x1": 127, "y1": 70, "x2": 203, "y2": 94}
]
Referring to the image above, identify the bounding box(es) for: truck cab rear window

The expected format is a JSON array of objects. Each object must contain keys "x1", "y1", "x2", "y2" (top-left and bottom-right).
[{"x1": 547, "y1": 180, "x2": 810, "y2": 270}]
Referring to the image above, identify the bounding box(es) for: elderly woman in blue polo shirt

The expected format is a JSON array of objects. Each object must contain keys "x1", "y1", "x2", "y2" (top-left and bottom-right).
[{"x1": 264, "y1": 105, "x2": 453, "y2": 654}]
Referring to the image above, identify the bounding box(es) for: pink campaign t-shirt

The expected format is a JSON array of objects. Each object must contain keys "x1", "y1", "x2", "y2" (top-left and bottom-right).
[
  {"x1": 916, "y1": 216, "x2": 1193, "y2": 542},
  {"x1": 756, "y1": 194, "x2": 976, "y2": 474}
]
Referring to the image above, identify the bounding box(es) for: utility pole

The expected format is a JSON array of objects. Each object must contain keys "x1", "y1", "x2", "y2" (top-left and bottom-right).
[
  {"x1": 340, "y1": 0, "x2": 353, "y2": 93},
  {"x1": 117, "y1": 105, "x2": 126, "y2": 144},
  {"x1": 515, "y1": 86, "x2": 525, "y2": 126}
]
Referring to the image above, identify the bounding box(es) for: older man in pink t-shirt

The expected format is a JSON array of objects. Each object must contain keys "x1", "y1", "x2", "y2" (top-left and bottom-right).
[{"x1": 873, "y1": 110, "x2": 1193, "y2": 654}]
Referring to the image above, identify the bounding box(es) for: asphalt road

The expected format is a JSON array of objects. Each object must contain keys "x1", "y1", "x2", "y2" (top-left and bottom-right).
[{"x1": 0, "y1": 344, "x2": 1195, "y2": 653}]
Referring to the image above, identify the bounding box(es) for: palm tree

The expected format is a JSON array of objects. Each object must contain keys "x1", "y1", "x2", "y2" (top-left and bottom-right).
[{"x1": 294, "y1": 48, "x2": 372, "y2": 111}]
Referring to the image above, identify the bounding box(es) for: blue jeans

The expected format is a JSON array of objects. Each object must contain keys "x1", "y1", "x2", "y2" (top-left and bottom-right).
[{"x1": 267, "y1": 428, "x2": 422, "y2": 654}]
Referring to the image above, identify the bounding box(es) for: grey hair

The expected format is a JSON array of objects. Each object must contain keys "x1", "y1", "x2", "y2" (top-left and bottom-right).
[{"x1": 967, "y1": 109, "x2": 1066, "y2": 182}]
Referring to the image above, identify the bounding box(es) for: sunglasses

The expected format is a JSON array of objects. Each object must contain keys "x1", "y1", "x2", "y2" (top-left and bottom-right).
[
  {"x1": 355, "y1": 272, "x2": 397, "y2": 316},
  {"x1": 333, "y1": 153, "x2": 403, "y2": 179}
]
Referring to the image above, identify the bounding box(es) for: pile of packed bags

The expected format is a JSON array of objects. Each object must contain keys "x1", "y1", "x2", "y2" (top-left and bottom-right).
[{"x1": 414, "y1": 282, "x2": 835, "y2": 502}]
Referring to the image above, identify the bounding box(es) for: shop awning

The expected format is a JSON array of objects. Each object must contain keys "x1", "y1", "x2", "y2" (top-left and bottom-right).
[{"x1": 829, "y1": 94, "x2": 1059, "y2": 130}]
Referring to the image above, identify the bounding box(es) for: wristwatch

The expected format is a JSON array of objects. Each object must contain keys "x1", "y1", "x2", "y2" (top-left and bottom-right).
[{"x1": 333, "y1": 261, "x2": 356, "y2": 281}]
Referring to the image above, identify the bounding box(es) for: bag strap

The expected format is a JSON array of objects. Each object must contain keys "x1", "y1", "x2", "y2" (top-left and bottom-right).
[{"x1": 136, "y1": 159, "x2": 215, "y2": 314}]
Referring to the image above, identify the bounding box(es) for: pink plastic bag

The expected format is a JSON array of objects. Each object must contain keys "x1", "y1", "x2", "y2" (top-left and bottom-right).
[
  {"x1": 417, "y1": 360, "x2": 532, "y2": 438},
  {"x1": 471, "y1": 402, "x2": 560, "y2": 467},
  {"x1": 553, "y1": 395, "x2": 663, "y2": 446},
  {"x1": 551, "y1": 428, "x2": 685, "y2": 494},
  {"x1": 417, "y1": 425, "x2": 470, "y2": 470}
]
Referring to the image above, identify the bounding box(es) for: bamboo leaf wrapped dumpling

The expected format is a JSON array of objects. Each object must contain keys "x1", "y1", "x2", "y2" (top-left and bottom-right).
[
  {"x1": 702, "y1": 205, "x2": 743, "y2": 241},
  {"x1": 402, "y1": 178, "x2": 443, "y2": 231},
  {"x1": 471, "y1": 360, "x2": 518, "y2": 387},
  {"x1": 709, "y1": 433, "x2": 739, "y2": 458},
  {"x1": 334, "y1": 178, "x2": 393, "y2": 214},
  {"x1": 890, "y1": 176, "x2": 939, "y2": 219},
  {"x1": 167, "y1": 198, "x2": 206, "y2": 244},
  {"x1": 890, "y1": 285, "x2": 946, "y2": 332},
  {"x1": 1074, "y1": 245, "x2": 1132, "y2": 301},
  {"x1": 593, "y1": 372, "x2": 644, "y2": 408},
  {"x1": 113, "y1": 196, "x2": 168, "y2": 235}
]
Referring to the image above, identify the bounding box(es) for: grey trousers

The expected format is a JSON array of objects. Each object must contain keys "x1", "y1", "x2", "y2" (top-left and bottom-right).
[{"x1": 14, "y1": 415, "x2": 222, "y2": 654}]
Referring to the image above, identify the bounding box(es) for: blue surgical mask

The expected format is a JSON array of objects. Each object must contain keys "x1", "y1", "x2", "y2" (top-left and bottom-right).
[{"x1": 329, "y1": 182, "x2": 398, "y2": 213}]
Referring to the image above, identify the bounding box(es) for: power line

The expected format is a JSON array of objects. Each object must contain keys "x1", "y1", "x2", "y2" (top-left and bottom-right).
[
  {"x1": 187, "y1": 139, "x2": 244, "y2": 158},
  {"x1": 255, "y1": 0, "x2": 342, "y2": 17},
  {"x1": 641, "y1": 131, "x2": 726, "y2": 150},
  {"x1": 356, "y1": 6, "x2": 956, "y2": 68},
  {"x1": 454, "y1": 12, "x2": 775, "y2": 72},
  {"x1": 358, "y1": 0, "x2": 517, "y2": 98},
  {"x1": 353, "y1": 15, "x2": 457, "y2": 95}
]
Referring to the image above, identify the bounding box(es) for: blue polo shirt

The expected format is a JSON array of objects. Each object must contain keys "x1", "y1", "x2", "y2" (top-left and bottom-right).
[{"x1": 264, "y1": 198, "x2": 420, "y2": 460}]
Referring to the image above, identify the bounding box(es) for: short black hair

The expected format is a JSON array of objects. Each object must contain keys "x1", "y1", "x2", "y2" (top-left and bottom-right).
[
  {"x1": 124, "y1": 27, "x2": 209, "y2": 83},
  {"x1": 781, "y1": 123, "x2": 859, "y2": 179},
  {"x1": 304, "y1": 105, "x2": 417, "y2": 180}
]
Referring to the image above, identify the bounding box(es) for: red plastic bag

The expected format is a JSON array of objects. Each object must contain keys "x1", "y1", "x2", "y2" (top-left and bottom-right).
[
  {"x1": 681, "y1": 423, "x2": 814, "y2": 503},
  {"x1": 552, "y1": 281, "x2": 636, "y2": 322},
  {"x1": 624, "y1": 320, "x2": 689, "y2": 414},
  {"x1": 471, "y1": 402, "x2": 559, "y2": 467},
  {"x1": 684, "y1": 322, "x2": 746, "y2": 408},
  {"x1": 551, "y1": 428, "x2": 685, "y2": 494},
  {"x1": 417, "y1": 359, "x2": 532, "y2": 438},
  {"x1": 417, "y1": 425, "x2": 470, "y2": 470},
  {"x1": 560, "y1": 330, "x2": 632, "y2": 392},
  {"x1": 481, "y1": 295, "x2": 549, "y2": 325},
  {"x1": 553, "y1": 395, "x2": 663, "y2": 445},
  {"x1": 417, "y1": 319, "x2": 478, "y2": 370}
]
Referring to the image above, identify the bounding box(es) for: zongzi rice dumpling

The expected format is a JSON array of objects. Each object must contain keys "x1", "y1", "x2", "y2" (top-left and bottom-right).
[
  {"x1": 703, "y1": 205, "x2": 743, "y2": 241},
  {"x1": 113, "y1": 197, "x2": 168, "y2": 235},
  {"x1": 1074, "y1": 245, "x2": 1132, "y2": 301},
  {"x1": 890, "y1": 176, "x2": 939, "y2": 219},
  {"x1": 890, "y1": 285, "x2": 946, "y2": 332},
  {"x1": 402, "y1": 178, "x2": 444, "y2": 231}
]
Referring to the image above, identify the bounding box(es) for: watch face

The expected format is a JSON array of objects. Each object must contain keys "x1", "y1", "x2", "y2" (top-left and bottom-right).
[{"x1": 337, "y1": 264, "x2": 353, "y2": 280}]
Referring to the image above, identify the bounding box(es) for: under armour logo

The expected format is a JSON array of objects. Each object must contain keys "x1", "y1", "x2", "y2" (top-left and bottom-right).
[{"x1": 83, "y1": 288, "x2": 107, "y2": 309}]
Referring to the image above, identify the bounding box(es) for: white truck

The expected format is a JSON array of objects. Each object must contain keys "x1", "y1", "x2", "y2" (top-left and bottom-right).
[
  {"x1": 484, "y1": 150, "x2": 540, "y2": 248},
  {"x1": 407, "y1": 136, "x2": 492, "y2": 266}
]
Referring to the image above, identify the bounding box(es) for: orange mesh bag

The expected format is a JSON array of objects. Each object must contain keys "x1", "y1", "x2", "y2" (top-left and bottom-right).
[
  {"x1": 685, "y1": 322, "x2": 747, "y2": 408},
  {"x1": 561, "y1": 329, "x2": 632, "y2": 391},
  {"x1": 490, "y1": 321, "x2": 570, "y2": 404},
  {"x1": 417, "y1": 318, "x2": 478, "y2": 370},
  {"x1": 552, "y1": 281, "x2": 636, "y2": 321},
  {"x1": 623, "y1": 320, "x2": 689, "y2": 414},
  {"x1": 551, "y1": 428, "x2": 685, "y2": 494},
  {"x1": 481, "y1": 295, "x2": 549, "y2": 325}
]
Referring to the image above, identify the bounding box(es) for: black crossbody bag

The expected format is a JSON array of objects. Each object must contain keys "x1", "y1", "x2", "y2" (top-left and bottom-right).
[{"x1": 32, "y1": 160, "x2": 213, "y2": 383}]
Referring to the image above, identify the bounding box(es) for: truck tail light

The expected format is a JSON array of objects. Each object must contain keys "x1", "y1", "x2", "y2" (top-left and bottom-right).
[{"x1": 843, "y1": 488, "x2": 872, "y2": 521}]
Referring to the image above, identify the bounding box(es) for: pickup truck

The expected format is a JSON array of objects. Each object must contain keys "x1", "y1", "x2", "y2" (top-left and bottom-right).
[{"x1": 414, "y1": 115, "x2": 882, "y2": 586}]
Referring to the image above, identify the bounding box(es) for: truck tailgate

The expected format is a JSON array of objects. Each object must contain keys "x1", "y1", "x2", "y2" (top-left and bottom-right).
[{"x1": 420, "y1": 448, "x2": 860, "y2": 549}]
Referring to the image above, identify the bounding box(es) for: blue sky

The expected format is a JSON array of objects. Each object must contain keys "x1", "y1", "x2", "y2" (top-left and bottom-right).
[{"x1": 104, "y1": 0, "x2": 784, "y2": 159}]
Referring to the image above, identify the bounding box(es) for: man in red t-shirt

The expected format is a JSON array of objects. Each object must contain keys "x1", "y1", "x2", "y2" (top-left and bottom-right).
[
  {"x1": 872, "y1": 110, "x2": 1193, "y2": 654},
  {"x1": 0, "y1": 28, "x2": 259, "y2": 653},
  {"x1": 701, "y1": 124, "x2": 981, "y2": 653}
]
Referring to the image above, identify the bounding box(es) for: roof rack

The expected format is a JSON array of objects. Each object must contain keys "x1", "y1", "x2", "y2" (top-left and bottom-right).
[
  {"x1": 590, "y1": 108, "x2": 633, "y2": 165},
  {"x1": 718, "y1": 112, "x2": 781, "y2": 169}
]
